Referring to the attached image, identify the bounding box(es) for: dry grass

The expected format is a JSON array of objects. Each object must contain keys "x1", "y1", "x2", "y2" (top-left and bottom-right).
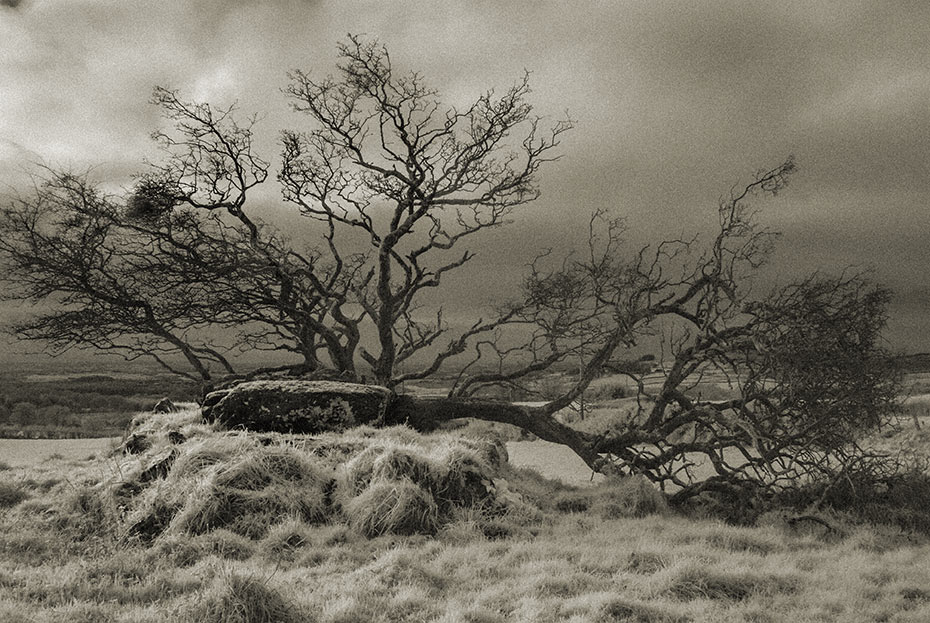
[
  {"x1": 0, "y1": 407, "x2": 929, "y2": 622},
  {"x1": 85, "y1": 410, "x2": 520, "y2": 546},
  {"x1": 0, "y1": 482, "x2": 28, "y2": 509},
  {"x1": 185, "y1": 569, "x2": 308, "y2": 623}
]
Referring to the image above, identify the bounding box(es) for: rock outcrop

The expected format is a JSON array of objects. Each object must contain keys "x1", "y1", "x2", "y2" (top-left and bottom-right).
[{"x1": 202, "y1": 380, "x2": 392, "y2": 434}]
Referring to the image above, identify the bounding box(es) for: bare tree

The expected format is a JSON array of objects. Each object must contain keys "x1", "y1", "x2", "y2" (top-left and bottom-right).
[
  {"x1": 278, "y1": 35, "x2": 572, "y2": 386},
  {"x1": 393, "y1": 157, "x2": 901, "y2": 503},
  {"x1": 0, "y1": 37, "x2": 900, "y2": 503},
  {"x1": 0, "y1": 172, "x2": 238, "y2": 381},
  {"x1": 0, "y1": 37, "x2": 571, "y2": 386},
  {"x1": 140, "y1": 87, "x2": 367, "y2": 376}
]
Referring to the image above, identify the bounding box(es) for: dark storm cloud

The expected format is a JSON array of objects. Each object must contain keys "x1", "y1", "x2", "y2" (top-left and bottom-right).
[{"x1": 1, "y1": 1, "x2": 929, "y2": 350}]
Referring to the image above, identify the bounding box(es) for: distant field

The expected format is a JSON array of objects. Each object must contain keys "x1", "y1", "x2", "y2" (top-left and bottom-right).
[
  {"x1": 0, "y1": 436, "x2": 120, "y2": 467},
  {"x1": 0, "y1": 369, "x2": 197, "y2": 438},
  {"x1": 22, "y1": 372, "x2": 156, "y2": 382}
]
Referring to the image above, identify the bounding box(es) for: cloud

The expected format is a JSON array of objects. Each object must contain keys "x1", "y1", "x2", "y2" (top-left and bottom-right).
[{"x1": 1, "y1": 1, "x2": 929, "y2": 351}]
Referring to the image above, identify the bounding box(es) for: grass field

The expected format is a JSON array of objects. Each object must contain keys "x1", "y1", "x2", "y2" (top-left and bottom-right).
[
  {"x1": 0, "y1": 436, "x2": 119, "y2": 467},
  {"x1": 1, "y1": 405, "x2": 929, "y2": 622}
]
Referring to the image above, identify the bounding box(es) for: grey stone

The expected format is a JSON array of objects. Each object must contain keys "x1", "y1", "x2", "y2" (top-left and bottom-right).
[
  {"x1": 203, "y1": 380, "x2": 392, "y2": 434},
  {"x1": 201, "y1": 388, "x2": 231, "y2": 417},
  {"x1": 152, "y1": 398, "x2": 180, "y2": 413},
  {"x1": 121, "y1": 432, "x2": 151, "y2": 455},
  {"x1": 138, "y1": 448, "x2": 179, "y2": 484}
]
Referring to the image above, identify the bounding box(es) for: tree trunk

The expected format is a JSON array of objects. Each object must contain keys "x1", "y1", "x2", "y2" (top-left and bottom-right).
[{"x1": 387, "y1": 395, "x2": 604, "y2": 472}]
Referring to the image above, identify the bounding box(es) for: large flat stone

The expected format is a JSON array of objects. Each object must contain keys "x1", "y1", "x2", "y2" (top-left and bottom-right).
[{"x1": 203, "y1": 380, "x2": 392, "y2": 434}]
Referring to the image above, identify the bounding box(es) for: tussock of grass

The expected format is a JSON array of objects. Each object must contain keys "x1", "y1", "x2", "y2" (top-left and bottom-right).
[
  {"x1": 362, "y1": 548, "x2": 447, "y2": 592},
  {"x1": 551, "y1": 476, "x2": 669, "y2": 519},
  {"x1": 332, "y1": 428, "x2": 512, "y2": 536},
  {"x1": 345, "y1": 478, "x2": 441, "y2": 537},
  {"x1": 149, "y1": 528, "x2": 257, "y2": 568},
  {"x1": 627, "y1": 551, "x2": 670, "y2": 574},
  {"x1": 372, "y1": 446, "x2": 442, "y2": 486},
  {"x1": 168, "y1": 471, "x2": 327, "y2": 539},
  {"x1": 595, "y1": 597, "x2": 689, "y2": 623},
  {"x1": 120, "y1": 436, "x2": 333, "y2": 541},
  {"x1": 596, "y1": 476, "x2": 670, "y2": 518},
  {"x1": 126, "y1": 404, "x2": 205, "y2": 437},
  {"x1": 0, "y1": 527, "x2": 56, "y2": 566},
  {"x1": 260, "y1": 517, "x2": 313, "y2": 560},
  {"x1": 58, "y1": 485, "x2": 121, "y2": 547},
  {"x1": 187, "y1": 571, "x2": 307, "y2": 623},
  {"x1": 656, "y1": 561, "x2": 799, "y2": 602},
  {"x1": 169, "y1": 434, "x2": 257, "y2": 476},
  {"x1": 699, "y1": 524, "x2": 780, "y2": 554},
  {"x1": 0, "y1": 482, "x2": 28, "y2": 508},
  {"x1": 0, "y1": 602, "x2": 35, "y2": 623}
]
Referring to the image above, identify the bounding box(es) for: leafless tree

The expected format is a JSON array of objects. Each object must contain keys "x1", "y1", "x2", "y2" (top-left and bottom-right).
[
  {"x1": 0, "y1": 172, "x2": 239, "y2": 381},
  {"x1": 278, "y1": 35, "x2": 572, "y2": 386},
  {"x1": 393, "y1": 157, "x2": 901, "y2": 503},
  {"x1": 0, "y1": 37, "x2": 901, "y2": 502},
  {"x1": 0, "y1": 37, "x2": 571, "y2": 386}
]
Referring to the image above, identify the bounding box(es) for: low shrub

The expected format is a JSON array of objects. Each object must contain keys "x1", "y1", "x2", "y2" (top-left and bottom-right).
[{"x1": 775, "y1": 458, "x2": 930, "y2": 535}]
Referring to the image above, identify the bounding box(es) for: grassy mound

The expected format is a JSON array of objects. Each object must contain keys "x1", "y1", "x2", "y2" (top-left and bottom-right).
[
  {"x1": 167, "y1": 444, "x2": 332, "y2": 539},
  {"x1": 98, "y1": 408, "x2": 524, "y2": 543}
]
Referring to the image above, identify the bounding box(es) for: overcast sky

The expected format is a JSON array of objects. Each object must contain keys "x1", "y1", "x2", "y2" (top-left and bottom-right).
[{"x1": 2, "y1": 0, "x2": 929, "y2": 353}]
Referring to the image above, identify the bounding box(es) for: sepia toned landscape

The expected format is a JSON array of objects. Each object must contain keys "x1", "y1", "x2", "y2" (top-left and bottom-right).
[{"x1": 3, "y1": 2, "x2": 930, "y2": 622}]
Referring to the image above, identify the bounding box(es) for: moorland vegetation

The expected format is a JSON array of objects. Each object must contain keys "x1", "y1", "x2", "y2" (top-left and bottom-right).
[{"x1": 1, "y1": 403, "x2": 929, "y2": 622}]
